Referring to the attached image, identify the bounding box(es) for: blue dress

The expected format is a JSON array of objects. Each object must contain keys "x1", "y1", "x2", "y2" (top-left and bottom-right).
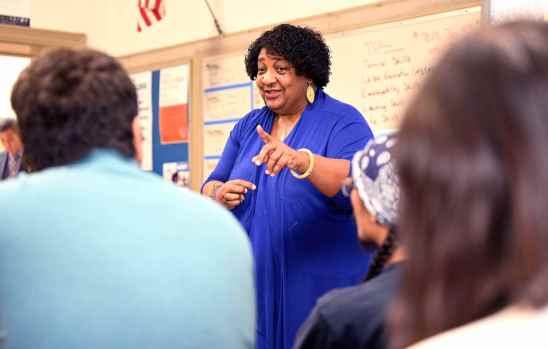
[{"x1": 207, "y1": 90, "x2": 374, "y2": 349}]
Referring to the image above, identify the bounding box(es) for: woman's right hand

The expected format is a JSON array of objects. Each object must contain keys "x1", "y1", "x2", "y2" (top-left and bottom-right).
[{"x1": 214, "y1": 179, "x2": 256, "y2": 210}]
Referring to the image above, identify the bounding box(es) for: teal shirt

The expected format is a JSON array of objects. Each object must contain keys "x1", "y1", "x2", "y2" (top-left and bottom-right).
[{"x1": 0, "y1": 150, "x2": 255, "y2": 349}]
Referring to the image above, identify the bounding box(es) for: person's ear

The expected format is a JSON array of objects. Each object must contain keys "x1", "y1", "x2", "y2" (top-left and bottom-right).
[{"x1": 131, "y1": 117, "x2": 143, "y2": 165}]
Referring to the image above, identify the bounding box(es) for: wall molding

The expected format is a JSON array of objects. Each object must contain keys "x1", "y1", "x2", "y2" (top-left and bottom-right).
[{"x1": 0, "y1": 24, "x2": 86, "y2": 56}]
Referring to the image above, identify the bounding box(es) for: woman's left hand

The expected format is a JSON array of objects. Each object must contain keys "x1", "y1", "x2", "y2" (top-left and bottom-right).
[{"x1": 252, "y1": 125, "x2": 309, "y2": 176}]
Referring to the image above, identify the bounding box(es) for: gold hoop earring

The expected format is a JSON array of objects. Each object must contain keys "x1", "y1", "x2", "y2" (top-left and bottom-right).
[{"x1": 306, "y1": 84, "x2": 315, "y2": 104}]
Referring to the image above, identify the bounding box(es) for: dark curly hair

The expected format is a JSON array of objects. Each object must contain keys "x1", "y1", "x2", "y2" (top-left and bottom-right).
[
  {"x1": 11, "y1": 48, "x2": 138, "y2": 171},
  {"x1": 245, "y1": 24, "x2": 331, "y2": 88}
]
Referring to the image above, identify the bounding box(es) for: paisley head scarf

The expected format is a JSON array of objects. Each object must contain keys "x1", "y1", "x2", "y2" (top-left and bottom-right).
[{"x1": 351, "y1": 133, "x2": 399, "y2": 228}]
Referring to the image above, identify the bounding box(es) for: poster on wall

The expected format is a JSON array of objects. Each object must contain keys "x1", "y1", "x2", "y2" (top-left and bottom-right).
[
  {"x1": 158, "y1": 64, "x2": 189, "y2": 144},
  {"x1": 130, "y1": 71, "x2": 153, "y2": 171},
  {"x1": 0, "y1": 0, "x2": 30, "y2": 26}
]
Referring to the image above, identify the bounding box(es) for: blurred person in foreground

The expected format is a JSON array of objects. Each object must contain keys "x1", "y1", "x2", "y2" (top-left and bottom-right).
[
  {"x1": 390, "y1": 21, "x2": 548, "y2": 348},
  {"x1": 0, "y1": 48, "x2": 255, "y2": 349}
]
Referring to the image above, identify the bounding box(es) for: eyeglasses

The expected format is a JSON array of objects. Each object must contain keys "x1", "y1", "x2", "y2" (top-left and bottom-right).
[{"x1": 341, "y1": 177, "x2": 354, "y2": 197}]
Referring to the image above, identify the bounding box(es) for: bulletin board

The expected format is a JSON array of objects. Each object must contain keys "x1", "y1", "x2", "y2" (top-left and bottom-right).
[{"x1": 130, "y1": 63, "x2": 191, "y2": 187}]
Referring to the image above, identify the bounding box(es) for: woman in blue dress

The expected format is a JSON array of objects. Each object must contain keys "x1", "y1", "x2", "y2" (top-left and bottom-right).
[{"x1": 202, "y1": 24, "x2": 374, "y2": 349}]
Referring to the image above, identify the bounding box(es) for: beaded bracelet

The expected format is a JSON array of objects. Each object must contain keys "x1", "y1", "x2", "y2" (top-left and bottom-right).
[{"x1": 290, "y1": 148, "x2": 315, "y2": 179}]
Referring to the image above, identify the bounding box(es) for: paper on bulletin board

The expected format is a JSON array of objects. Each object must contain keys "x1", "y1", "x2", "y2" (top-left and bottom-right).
[
  {"x1": 203, "y1": 122, "x2": 237, "y2": 156},
  {"x1": 203, "y1": 53, "x2": 249, "y2": 88},
  {"x1": 159, "y1": 64, "x2": 189, "y2": 144},
  {"x1": 204, "y1": 85, "x2": 252, "y2": 122},
  {"x1": 131, "y1": 71, "x2": 153, "y2": 171}
]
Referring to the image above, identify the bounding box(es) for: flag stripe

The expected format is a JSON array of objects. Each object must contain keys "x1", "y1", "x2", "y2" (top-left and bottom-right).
[
  {"x1": 151, "y1": 8, "x2": 162, "y2": 21},
  {"x1": 137, "y1": 0, "x2": 164, "y2": 32},
  {"x1": 139, "y1": 7, "x2": 152, "y2": 26}
]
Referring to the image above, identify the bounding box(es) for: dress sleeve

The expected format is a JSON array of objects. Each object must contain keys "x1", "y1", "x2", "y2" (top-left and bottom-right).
[
  {"x1": 292, "y1": 306, "x2": 337, "y2": 349},
  {"x1": 326, "y1": 111, "x2": 373, "y2": 161},
  {"x1": 326, "y1": 110, "x2": 373, "y2": 209}
]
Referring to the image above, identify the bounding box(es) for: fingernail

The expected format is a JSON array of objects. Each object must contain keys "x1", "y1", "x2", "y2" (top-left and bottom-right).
[
  {"x1": 255, "y1": 160, "x2": 262, "y2": 166},
  {"x1": 252, "y1": 184, "x2": 257, "y2": 190},
  {"x1": 265, "y1": 170, "x2": 271, "y2": 175},
  {"x1": 244, "y1": 188, "x2": 248, "y2": 193}
]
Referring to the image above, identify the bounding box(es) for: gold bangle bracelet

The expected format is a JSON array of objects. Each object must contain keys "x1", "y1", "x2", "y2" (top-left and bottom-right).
[
  {"x1": 209, "y1": 182, "x2": 222, "y2": 199},
  {"x1": 291, "y1": 148, "x2": 315, "y2": 179}
]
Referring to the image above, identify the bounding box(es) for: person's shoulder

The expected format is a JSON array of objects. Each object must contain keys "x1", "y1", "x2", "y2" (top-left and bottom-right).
[
  {"x1": 300, "y1": 282, "x2": 386, "y2": 349},
  {"x1": 316, "y1": 283, "x2": 372, "y2": 317},
  {"x1": 138, "y1": 174, "x2": 246, "y2": 233},
  {"x1": 0, "y1": 171, "x2": 45, "y2": 215},
  {"x1": 234, "y1": 106, "x2": 272, "y2": 131},
  {"x1": 316, "y1": 91, "x2": 365, "y2": 123},
  {"x1": 164, "y1": 185, "x2": 250, "y2": 247},
  {"x1": 317, "y1": 266, "x2": 401, "y2": 323}
]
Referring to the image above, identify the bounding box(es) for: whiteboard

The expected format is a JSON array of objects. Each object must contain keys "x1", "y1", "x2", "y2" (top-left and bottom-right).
[
  {"x1": 325, "y1": 7, "x2": 480, "y2": 134},
  {"x1": 201, "y1": 51, "x2": 264, "y2": 180}
]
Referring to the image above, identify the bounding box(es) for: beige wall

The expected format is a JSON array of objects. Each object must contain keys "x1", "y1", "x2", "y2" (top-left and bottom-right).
[
  {"x1": 31, "y1": 0, "x2": 109, "y2": 50},
  {"x1": 30, "y1": 0, "x2": 382, "y2": 56},
  {"x1": 218, "y1": 0, "x2": 380, "y2": 33},
  {"x1": 106, "y1": 0, "x2": 218, "y2": 56}
]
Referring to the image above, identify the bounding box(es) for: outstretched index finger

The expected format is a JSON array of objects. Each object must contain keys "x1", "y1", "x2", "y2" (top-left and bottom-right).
[{"x1": 256, "y1": 125, "x2": 274, "y2": 144}]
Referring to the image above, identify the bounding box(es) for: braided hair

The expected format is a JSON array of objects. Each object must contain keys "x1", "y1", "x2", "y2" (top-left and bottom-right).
[
  {"x1": 364, "y1": 227, "x2": 397, "y2": 282},
  {"x1": 351, "y1": 133, "x2": 400, "y2": 282}
]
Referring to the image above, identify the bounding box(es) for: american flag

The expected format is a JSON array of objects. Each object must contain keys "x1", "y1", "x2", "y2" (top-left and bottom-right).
[{"x1": 137, "y1": 0, "x2": 165, "y2": 32}]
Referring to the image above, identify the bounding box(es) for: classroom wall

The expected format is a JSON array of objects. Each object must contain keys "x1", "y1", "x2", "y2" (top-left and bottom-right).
[
  {"x1": 31, "y1": 0, "x2": 109, "y2": 50},
  {"x1": 29, "y1": 0, "x2": 381, "y2": 56},
  {"x1": 107, "y1": 0, "x2": 382, "y2": 56}
]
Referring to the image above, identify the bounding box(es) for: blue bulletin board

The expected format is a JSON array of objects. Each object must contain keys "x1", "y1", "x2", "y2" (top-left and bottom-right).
[{"x1": 132, "y1": 65, "x2": 190, "y2": 185}]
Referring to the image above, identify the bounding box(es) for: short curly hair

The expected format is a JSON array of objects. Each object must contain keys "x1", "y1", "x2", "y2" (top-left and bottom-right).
[
  {"x1": 245, "y1": 24, "x2": 331, "y2": 88},
  {"x1": 11, "y1": 48, "x2": 138, "y2": 171}
]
